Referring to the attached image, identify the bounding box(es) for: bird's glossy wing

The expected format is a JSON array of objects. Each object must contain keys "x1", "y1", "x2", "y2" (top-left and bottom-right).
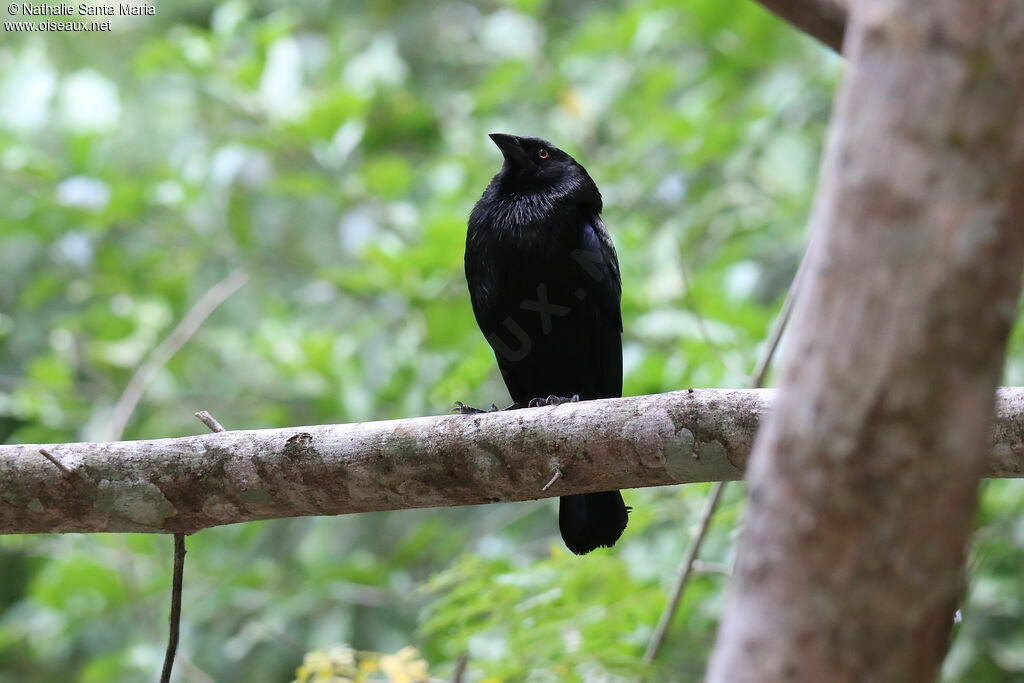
[
  {"x1": 573, "y1": 218, "x2": 623, "y2": 397},
  {"x1": 575, "y1": 218, "x2": 622, "y2": 330}
]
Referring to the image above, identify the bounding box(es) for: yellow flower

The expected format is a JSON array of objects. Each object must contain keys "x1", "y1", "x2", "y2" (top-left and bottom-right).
[
  {"x1": 379, "y1": 646, "x2": 430, "y2": 683},
  {"x1": 292, "y1": 645, "x2": 358, "y2": 683}
]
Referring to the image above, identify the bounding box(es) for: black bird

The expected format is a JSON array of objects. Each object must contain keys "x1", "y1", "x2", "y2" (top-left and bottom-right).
[{"x1": 464, "y1": 133, "x2": 628, "y2": 555}]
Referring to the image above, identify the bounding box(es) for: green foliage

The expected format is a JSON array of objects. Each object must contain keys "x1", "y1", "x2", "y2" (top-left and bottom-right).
[
  {"x1": 423, "y1": 551, "x2": 664, "y2": 681},
  {"x1": 0, "y1": 1, "x2": 1020, "y2": 682}
]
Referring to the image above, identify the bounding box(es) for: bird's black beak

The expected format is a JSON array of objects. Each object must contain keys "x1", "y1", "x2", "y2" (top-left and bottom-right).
[{"x1": 489, "y1": 133, "x2": 528, "y2": 165}]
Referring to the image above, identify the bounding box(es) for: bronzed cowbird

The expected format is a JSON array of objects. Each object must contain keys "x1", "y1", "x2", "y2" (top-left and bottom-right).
[{"x1": 464, "y1": 133, "x2": 628, "y2": 555}]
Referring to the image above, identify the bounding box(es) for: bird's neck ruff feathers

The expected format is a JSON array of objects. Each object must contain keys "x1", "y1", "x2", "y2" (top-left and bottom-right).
[{"x1": 483, "y1": 172, "x2": 602, "y2": 232}]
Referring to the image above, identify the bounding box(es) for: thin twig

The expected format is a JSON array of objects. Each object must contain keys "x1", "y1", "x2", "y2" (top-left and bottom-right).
[
  {"x1": 158, "y1": 411, "x2": 228, "y2": 683},
  {"x1": 749, "y1": 234, "x2": 818, "y2": 388},
  {"x1": 642, "y1": 481, "x2": 727, "y2": 665},
  {"x1": 195, "y1": 411, "x2": 227, "y2": 434},
  {"x1": 112, "y1": 536, "x2": 215, "y2": 683},
  {"x1": 194, "y1": 410, "x2": 226, "y2": 434},
  {"x1": 100, "y1": 273, "x2": 241, "y2": 683},
  {"x1": 106, "y1": 273, "x2": 243, "y2": 683},
  {"x1": 160, "y1": 532, "x2": 187, "y2": 683},
  {"x1": 639, "y1": 236, "x2": 818, "y2": 676},
  {"x1": 452, "y1": 651, "x2": 469, "y2": 683},
  {"x1": 38, "y1": 448, "x2": 70, "y2": 475},
  {"x1": 541, "y1": 469, "x2": 563, "y2": 492},
  {"x1": 104, "y1": 269, "x2": 248, "y2": 441}
]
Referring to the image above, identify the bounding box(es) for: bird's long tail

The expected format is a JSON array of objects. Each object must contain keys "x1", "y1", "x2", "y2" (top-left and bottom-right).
[{"x1": 558, "y1": 491, "x2": 629, "y2": 555}]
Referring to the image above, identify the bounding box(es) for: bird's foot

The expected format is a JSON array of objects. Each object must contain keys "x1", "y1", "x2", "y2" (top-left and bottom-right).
[
  {"x1": 452, "y1": 401, "x2": 499, "y2": 414},
  {"x1": 452, "y1": 401, "x2": 519, "y2": 414},
  {"x1": 527, "y1": 394, "x2": 580, "y2": 408}
]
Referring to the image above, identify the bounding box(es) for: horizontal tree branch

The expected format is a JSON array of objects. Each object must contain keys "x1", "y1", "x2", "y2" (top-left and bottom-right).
[
  {"x1": 2, "y1": 387, "x2": 1023, "y2": 535},
  {"x1": 753, "y1": 0, "x2": 848, "y2": 53}
]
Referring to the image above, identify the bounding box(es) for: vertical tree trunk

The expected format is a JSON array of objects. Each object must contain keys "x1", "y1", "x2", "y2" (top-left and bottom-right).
[{"x1": 707, "y1": 1, "x2": 1024, "y2": 681}]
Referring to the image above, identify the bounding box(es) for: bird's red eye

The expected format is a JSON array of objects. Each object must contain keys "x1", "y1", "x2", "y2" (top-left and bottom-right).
[{"x1": 538, "y1": 149, "x2": 549, "y2": 159}]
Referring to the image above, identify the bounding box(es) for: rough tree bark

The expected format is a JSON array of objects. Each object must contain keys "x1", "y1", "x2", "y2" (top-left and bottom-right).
[
  {"x1": 3, "y1": 389, "x2": 1024, "y2": 535},
  {"x1": 707, "y1": 1, "x2": 1024, "y2": 681}
]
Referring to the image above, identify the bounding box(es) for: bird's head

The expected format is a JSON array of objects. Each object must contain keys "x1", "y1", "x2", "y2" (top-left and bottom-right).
[{"x1": 487, "y1": 133, "x2": 601, "y2": 212}]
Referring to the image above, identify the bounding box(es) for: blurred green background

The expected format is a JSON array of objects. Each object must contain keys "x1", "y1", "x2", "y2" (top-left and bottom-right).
[{"x1": 2, "y1": 1, "x2": 1023, "y2": 681}]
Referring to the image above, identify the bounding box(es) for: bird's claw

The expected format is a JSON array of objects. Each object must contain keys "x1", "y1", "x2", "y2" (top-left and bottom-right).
[
  {"x1": 527, "y1": 394, "x2": 580, "y2": 408},
  {"x1": 452, "y1": 401, "x2": 501, "y2": 414},
  {"x1": 452, "y1": 401, "x2": 483, "y2": 414}
]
